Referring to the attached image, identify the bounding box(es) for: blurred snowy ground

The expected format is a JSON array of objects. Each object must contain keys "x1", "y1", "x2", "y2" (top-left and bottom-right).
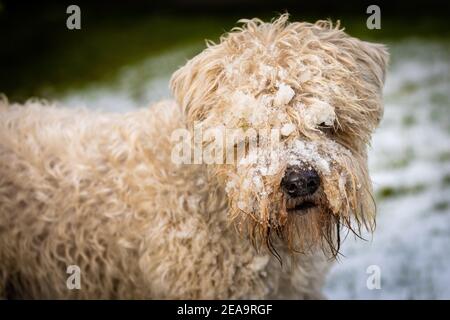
[
  {"x1": 325, "y1": 40, "x2": 450, "y2": 299},
  {"x1": 60, "y1": 39, "x2": 450, "y2": 299}
]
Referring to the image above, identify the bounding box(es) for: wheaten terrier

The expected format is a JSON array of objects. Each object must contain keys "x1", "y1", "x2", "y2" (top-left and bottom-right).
[{"x1": 0, "y1": 15, "x2": 388, "y2": 299}]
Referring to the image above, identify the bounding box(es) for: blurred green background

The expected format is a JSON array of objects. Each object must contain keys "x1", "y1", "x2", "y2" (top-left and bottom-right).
[
  {"x1": 1, "y1": 0, "x2": 450, "y2": 299},
  {"x1": 0, "y1": 0, "x2": 449, "y2": 102}
]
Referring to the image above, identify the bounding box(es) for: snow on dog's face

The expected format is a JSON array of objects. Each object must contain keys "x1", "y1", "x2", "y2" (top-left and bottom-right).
[{"x1": 171, "y1": 15, "x2": 388, "y2": 257}]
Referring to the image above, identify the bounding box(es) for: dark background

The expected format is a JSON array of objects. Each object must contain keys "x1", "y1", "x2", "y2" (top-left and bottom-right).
[{"x1": 0, "y1": 0, "x2": 449, "y2": 101}]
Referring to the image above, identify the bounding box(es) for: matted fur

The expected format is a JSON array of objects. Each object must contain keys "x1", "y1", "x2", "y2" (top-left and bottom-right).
[
  {"x1": 171, "y1": 15, "x2": 388, "y2": 258},
  {"x1": 0, "y1": 15, "x2": 388, "y2": 299}
]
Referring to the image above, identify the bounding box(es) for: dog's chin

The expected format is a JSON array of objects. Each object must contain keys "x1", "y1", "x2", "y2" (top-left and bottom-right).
[{"x1": 286, "y1": 197, "x2": 319, "y2": 216}]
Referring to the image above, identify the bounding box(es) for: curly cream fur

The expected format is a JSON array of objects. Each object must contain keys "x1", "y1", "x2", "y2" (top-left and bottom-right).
[{"x1": 0, "y1": 15, "x2": 387, "y2": 299}]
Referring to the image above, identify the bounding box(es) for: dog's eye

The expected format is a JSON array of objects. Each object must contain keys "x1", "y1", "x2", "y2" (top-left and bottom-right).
[
  {"x1": 319, "y1": 122, "x2": 331, "y2": 128},
  {"x1": 318, "y1": 122, "x2": 335, "y2": 135}
]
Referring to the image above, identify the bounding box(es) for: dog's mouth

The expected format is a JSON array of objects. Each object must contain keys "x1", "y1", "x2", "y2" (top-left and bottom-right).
[{"x1": 286, "y1": 198, "x2": 317, "y2": 215}]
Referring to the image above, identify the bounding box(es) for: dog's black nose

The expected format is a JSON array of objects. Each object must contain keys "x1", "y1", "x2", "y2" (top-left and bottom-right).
[{"x1": 281, "y1": 167, "x2": 320, "y2": 197}]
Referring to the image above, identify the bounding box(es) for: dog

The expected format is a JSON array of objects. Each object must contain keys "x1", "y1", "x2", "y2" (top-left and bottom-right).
[{"x1": 0, "y1": 15, "x2": 388, "y2": 299}]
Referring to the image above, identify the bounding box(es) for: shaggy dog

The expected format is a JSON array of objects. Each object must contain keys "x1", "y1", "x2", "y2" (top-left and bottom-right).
[{"x1": 0, "y1": 15, "x2": 388, "y2": 299}]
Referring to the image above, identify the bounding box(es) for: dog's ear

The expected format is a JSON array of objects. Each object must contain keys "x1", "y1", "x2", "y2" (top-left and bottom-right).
[
  {"x1": 352, "y1": 40, "x2": 389, "y2": 128},
  {"x1": 326, "y1": 30, "x2": 389, "y2": 130},
  {"x1": 312, "y1": 21, "x2": 389, "y2": 93},
  {"x1": 170, "y1": 46, "x2": 224, "y2": 127},
  {"x1": 353, "y1": 40, "x2": 389, "y2": 93}
]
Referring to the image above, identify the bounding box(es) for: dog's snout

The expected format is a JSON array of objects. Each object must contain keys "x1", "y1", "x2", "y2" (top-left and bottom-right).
[{"x1": 281, "y1": 167, "x2": 320, "y2": 197}]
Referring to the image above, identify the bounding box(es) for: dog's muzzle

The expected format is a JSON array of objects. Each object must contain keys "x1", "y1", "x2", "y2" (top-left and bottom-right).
[
  {"x1": 281, "y1": 166, "x2": 320, "y2": 214},
  {"x1": 281, "y1": 166, "x2": 320, "y2": 198}
]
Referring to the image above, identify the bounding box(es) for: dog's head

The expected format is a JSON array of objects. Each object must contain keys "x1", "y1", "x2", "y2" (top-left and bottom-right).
[{"x1": 170, "y1": 15, "x2": 388, "y2": 258}]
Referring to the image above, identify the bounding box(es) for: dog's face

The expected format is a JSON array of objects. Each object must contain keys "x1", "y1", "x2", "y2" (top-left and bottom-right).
[{"x1": 171, "y1": 15, "x2": 388, "y2": 257}]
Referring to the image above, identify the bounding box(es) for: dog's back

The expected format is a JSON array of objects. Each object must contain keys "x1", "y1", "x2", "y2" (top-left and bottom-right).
[
  {"x1": 0, "y1": 99, "x2": 330, "y2": 299},
  {"x1": 0, "y1": 99, "x2": 185, "y2": 298}
]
